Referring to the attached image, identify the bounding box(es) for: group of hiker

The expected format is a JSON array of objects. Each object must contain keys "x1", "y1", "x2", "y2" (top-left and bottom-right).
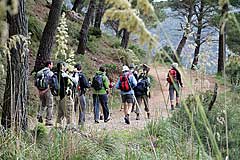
[{"x1": 35, "y1": 60, "x2": 182, "y2": 127}]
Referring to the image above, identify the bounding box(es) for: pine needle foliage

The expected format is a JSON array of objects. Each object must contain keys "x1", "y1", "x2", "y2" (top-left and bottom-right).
[{"x1": 103, "y1": 0, "x2": 157, "y2": 49}]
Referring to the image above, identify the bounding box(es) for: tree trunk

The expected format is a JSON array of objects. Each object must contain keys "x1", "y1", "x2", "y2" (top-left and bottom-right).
[
  {"x1": 34, "y1": 0, "x2": 64, "y2": 72},
  {"x1": 77, "y1": 0, "x2": 96, "y2": 55},
  {"x1": 191, "y1": 1, "x2": 204, "y2": 69},
  {"x1": 218, "y1": 3, "x2": 228, "y2": 75},
  {"x1": 94, "y1": 0, "x2": 105, "y2": 30},
  {"x1": 121, "y1": 29, "x2": 130, "y2": 49},
  {"x1": 175, "y1": 2, "x2": 193, "y2": 62},
  {"x1": 72, "y1": 0, "x2": 84, "y2": 12},
  {"x1": 175, "y1": 35, "x2": 187, "y2": 61},
  {"x1": 2, "y1": 0, "x2": 28, "y2": 131}
]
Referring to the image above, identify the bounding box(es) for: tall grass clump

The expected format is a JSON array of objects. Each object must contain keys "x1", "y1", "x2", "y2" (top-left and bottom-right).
[
  {"x1": 144, "y1": 120, "x2": 209, "y2": 159},
  {"x1": 171, "y1": 91, "x2": 240, "y2": 159}
]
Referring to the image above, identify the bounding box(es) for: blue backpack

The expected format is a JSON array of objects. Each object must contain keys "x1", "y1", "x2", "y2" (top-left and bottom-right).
[
  {"x1": 49, "y1": 72, "x2": 60, "y2": 96},
  {"x1": 92, "y1": 74, "x2": 104, "y2": 90},
  {"x1": 135, "y1": 78, "x2": 149, "y2": 93}
]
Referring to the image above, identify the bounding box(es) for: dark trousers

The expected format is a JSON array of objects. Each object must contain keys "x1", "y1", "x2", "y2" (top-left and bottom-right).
[{"x1": 93, "y1": 94, "x2": 109, "y2": 121}]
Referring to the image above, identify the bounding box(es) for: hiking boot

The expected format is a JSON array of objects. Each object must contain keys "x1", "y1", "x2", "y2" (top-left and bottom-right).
[
  {"x1": 171, "y1": 105, "x2": 174, "y2": 111},
  {"x1": 176, "y1": 103, "x2": 180, "y2": 108},
  {"x1": 147, "y1": 113, "x2": 150, "y2": 119},
  {"x1": 136, "y1": 113, "x2": 140, "y2": 120},
  {"x1": 100, "y1": 115, "x2": 103, "y2": 120},
  {"x1": 38, "y1": 116, "x2": 43, "y2": 123},
  {"x1": 45, "y1": 122, "x2": 53, "y2": 126},
  {"x1": 124, "y1": 115, "x2": 130, "y2": 124},
  {"x1": 104, "y1": 117, "x2": 111, "y2": 123},
  {"x1": 95, "y1": 120, "x2": 99, "y2": 124}
]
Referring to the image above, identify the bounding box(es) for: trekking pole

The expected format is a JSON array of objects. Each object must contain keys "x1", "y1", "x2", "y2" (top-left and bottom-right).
[
  {"x1": 153, "y1": 65, "x2": 170, "y2": 117},
  {"x1": 179, "y1": 86, "x2": 182, "y2": 107}
]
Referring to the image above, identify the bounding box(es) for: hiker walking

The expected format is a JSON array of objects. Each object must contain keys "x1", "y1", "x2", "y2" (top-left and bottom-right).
[
  {"x1": 92, "y1": 66, "x2": 111, "y2": 123},
  {"x1": 129, "y1": 63, "x2": 138, "y2": 113},
  {"x1": 73, "y1": 64, "x2": 90, "y2": 126},
  {"x1": 116, "y1": 65, "x2": 137, "y2": 124},
  {"x1": 35, "y1": 60, "x2": 54, "y2": 126},
  {"x1": 134, "y1": 67, "x2": 151, "y2": 120},
  {"x1": 55, "y1": 62, "x2": 77, "y2": 128},
  {"x1": 166, "y1": 63, "x2": 183, "y2": 110},
  {"x1": 129, "y1": 63, "x2": 138, "y2": 80}
]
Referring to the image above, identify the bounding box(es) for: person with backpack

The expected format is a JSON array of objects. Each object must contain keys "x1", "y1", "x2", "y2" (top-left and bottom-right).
[
  {"x1": 55, "y1": 62, "x2": 77, "y2": 128},
  {"x1": 92, "y1": 66, "x2": 111, "y2": 123},
  {"x1": 134, "y1": 67, "x2": 151, "y2": 120},
  {"x1": 116, "y1": 65, "x2": 137, "y2": 124},
  {"x1": 166, "y1": 63, "x2": 183, "y2": 110},
  {"x1": 129, "y1": 63, "x2": 138, "y2": 80},
  {"x1": 129, "y1": 63, "x2": 138, "y2": 113},
  {"x1": 73, "y1": 63, "x2": 90, "y2": 125},
  {"x1": 35, "y1": 60, "x2": 54, "y2": 126}
]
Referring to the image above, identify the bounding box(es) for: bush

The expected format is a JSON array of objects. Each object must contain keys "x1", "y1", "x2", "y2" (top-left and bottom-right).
[
  {"x1": 88, "y1": 27, "x2": 102, "y2": 38},
  {"x1": 226, "y1": 55, "x2": 240, "y2": 91},
  {"x1": 111, "y1": 40, "x2": 121, "y2": 48},
  {"x1": 117, "y1": 48, "x2": 140, "y2": 65},
  {"x1": 128, "y1": 44, "x2": 147, "y2": 60},
  {"x1": 171, "y1": 91, "x2": 240, "y2": 159},
  {"x1": 143, "y1": 120, "x2": 209, "y2": 159},
  {"x1": 34, "y1": 123, "x2": 48, "y2": 139},
  {"x1": 154, "y1": 45, "x2": 175, "y2": 64},
  {"x1": 28, "y1": 16, "x2": 44, "y2": 41}
]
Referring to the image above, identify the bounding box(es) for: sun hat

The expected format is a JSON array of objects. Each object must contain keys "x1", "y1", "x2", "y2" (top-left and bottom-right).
[
  {"x1": 171, "y1": 62, "x2": 178, "y2": 68},
  {"x1": 122, "y1": 65, "x2": 130, "y2": 72}
]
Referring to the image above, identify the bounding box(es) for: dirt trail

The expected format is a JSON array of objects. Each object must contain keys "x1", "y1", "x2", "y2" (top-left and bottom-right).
[
  {"x1": 29, "y1": 65, "x2": 217, "y2": 132},
  {"x1": 80, "y1": 65, "x2": 217, "y2": 132}
]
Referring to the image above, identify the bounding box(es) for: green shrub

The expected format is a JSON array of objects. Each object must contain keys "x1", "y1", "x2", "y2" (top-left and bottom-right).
[
  {"x1": 111, "y1": 40, "x2": 121, "y2": 48},
  {"x1": 68, "y1": 20, "x2": 81, "y2": 40},
  {"x1": 117, "y1": 48, "x2": 140, "y2": 65},
  {"x1": 34, "y1": 123, "x2": 48, "y2": 139},
  {"x1": 88, "y1": 27, "x2": 102, "y2": 38},
  {"x1": 226, "y1": 55, "x2": 240, "y2": 92},
  {"x1": 171, "y1": 91, "x2": 240, "y2": 159},
  {"x1": 28, "y1": 16, "x2": 44, "y2": 41},
  {"x1": 154, "y1": 45, "x2": 175, "y2": 64},
  {"x1": 128, "y1": 44, "x2": 147, "y2": 60}
]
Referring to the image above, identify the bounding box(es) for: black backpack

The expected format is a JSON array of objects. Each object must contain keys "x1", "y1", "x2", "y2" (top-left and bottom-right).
[
  {"x1": 75, "y1": 72, "x2": 90, "y2": 91},
  {"x1": 35, "y1": 69, "x2": 49, "y2": 91},
  {"x1": 49, "y1": 72, "x2": 60, "y2": 96},
  {"x1": 92, "y1": 74, "x2": 104, "y2": 90},
  {"x1": 135, "y1": 78, "x2": 149, "y2": 93}
]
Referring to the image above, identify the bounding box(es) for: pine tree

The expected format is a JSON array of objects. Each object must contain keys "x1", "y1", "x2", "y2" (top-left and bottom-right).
[
  {"x1": 2, "y1": 0, "x2": 29, "y2": 131},
  {"x1": 34, "y1": 0, "x2": 64, "y2": 72},
  {"x1": 77, "y1": 0, "x2": 96, "y2": 55}
]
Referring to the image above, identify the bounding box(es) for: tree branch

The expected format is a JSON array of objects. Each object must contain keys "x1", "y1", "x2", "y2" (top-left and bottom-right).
[{"x1": 208, "y1": 83, "x2": 218, "y2": 111}]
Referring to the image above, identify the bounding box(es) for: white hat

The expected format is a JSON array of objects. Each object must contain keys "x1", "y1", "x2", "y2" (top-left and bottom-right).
[
  {"x1": 171, "y1": 63, "x2": 178, "y2": 68},
  {"x1": 122, "y1": 65, "x2": 130, "y2": 72}
]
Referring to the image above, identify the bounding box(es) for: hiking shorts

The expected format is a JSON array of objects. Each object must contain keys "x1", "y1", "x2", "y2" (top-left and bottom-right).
[
  {"x1": 169, "y1": 84, "x2": 180, "y2": 101},
  {"x1": 121, "y1": 94, "x2": 134, "y2": 103}
]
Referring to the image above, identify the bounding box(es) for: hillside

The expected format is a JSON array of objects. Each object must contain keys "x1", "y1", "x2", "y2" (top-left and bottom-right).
[{"x1": 1, "y1": 0, "x2": 240, "y2": 159}]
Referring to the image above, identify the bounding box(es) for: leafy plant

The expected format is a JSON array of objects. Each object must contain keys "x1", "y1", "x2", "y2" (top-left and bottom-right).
[{"x1": 225, "y1": 55, "x2": 240, "y2": 91}]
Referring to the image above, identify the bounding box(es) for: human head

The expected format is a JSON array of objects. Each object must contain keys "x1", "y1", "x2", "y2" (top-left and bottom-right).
[
  {"x1": 122, "y1": 65, "x2": 129, "y2": 73},
  {"x1": 99, "y1": 66, "x2": 106, "y2": 72},
  {"x1": 129, "y1": 63, "x2": 135, "y2": 69},
  {"x1": 171, "y1": 62, "x2": 178, "y2": 69},
  {"x1": 74, "y1": 63, "x2": 82, "y2": 71},
  {"x1": 57, "y1": 61, "x2": 67, "y2": 72},
  {"x1": 45, "y1": 60, "x2": 53, "y2": 69}
]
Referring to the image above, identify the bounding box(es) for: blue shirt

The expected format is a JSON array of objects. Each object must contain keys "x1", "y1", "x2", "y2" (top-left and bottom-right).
[{"x1": 116, "y1": 71, "x2": 137, "y2": 95}]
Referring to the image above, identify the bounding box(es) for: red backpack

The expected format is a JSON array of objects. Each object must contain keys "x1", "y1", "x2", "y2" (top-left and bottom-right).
[
  {"x1": 167, "y1": 69, "x2": 177, "y2": 84},
  {"x1": 120, "y1": 73, "x2": 131, "y2": 92}
]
